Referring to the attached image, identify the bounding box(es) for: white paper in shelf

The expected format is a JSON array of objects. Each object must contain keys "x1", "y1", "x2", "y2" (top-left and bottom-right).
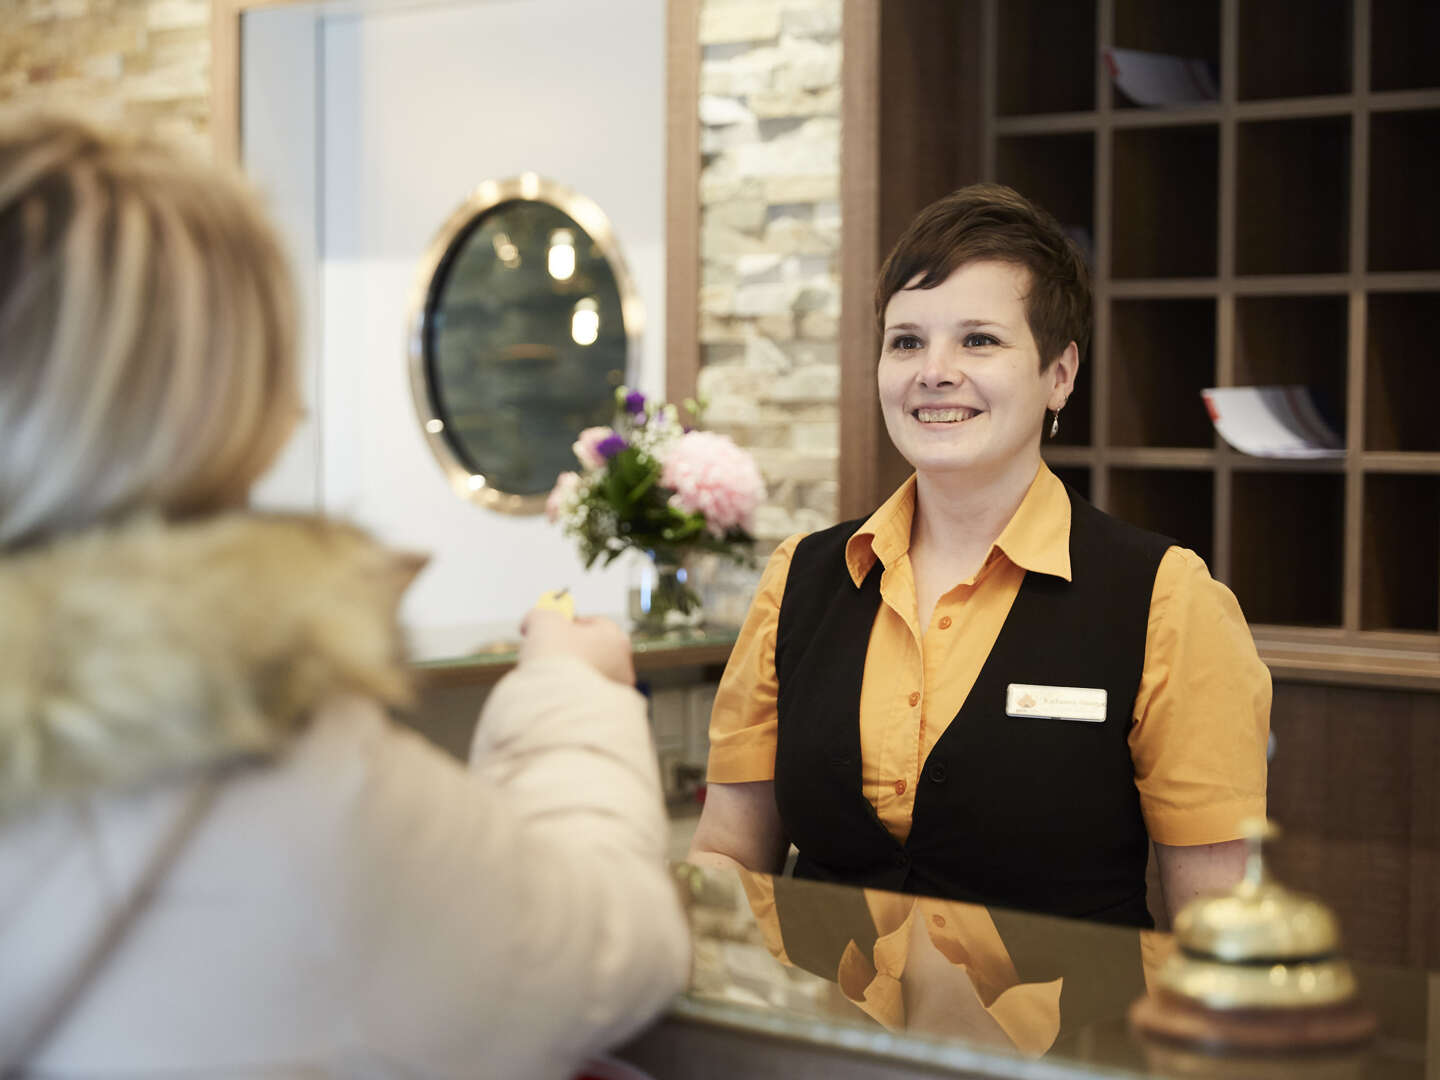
[
  {"x1": 1103, "y1": 47, "x2": 1219, "y2": 106},
  {"x1": 1201, "y1": 386, "x2": 1345, "y2": 458}
]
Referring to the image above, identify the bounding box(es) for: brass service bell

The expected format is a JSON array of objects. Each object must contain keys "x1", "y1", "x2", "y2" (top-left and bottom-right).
[{"x1": 1129, "y1": 819, "x2": 1377, "y2": 1051}]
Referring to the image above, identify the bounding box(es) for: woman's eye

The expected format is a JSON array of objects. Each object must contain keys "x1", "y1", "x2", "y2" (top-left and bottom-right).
[
  {"x1": 963, "y1": 332, "x2": 999, "y2": 348},
  {"x1": 889, "y1": 335, "x2": 922, "y2": 351}
]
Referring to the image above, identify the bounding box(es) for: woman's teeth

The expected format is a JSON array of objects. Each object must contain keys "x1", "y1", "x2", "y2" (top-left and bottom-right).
[{"x1": 915, "y1": 407, "x2": 978, "y2": 423}]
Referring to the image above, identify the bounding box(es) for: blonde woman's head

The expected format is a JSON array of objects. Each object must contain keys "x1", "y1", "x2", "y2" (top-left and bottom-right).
[{"x1": 0, "y1": 110, "x2": 299, "y2": 549}]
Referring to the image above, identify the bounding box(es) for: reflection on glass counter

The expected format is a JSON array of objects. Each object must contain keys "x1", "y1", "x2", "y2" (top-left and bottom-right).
[{"x1": 647, "y1": 865, "x2": 1435, "y2": 1080}]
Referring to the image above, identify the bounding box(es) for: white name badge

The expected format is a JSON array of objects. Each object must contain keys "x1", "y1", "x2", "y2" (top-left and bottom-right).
[{"x1": 1006, "y1": 683, "x2": 1108, "y2": 723}]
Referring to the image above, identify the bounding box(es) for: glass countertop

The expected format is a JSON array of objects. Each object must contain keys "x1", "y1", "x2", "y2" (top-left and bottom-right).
[{"x1": 669, "y1": 864, "x2": 1435, "y2": 1079}]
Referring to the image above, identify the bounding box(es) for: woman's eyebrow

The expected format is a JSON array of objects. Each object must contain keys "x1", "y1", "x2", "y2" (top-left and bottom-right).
[{"x1": 884, "y1": 318, "x2": 1011, "y2": 333}]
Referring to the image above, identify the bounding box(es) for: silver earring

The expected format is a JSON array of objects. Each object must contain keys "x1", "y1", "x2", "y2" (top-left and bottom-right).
[{"x1": 1049, "y1": 409, "x2": 1061, "y2": 439}]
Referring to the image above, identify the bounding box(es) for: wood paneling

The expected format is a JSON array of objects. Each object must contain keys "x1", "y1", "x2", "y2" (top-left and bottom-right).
[
  {"x1": 209, "y1": 0, "x2": 244, "y2": 165},
  {"x1": 838, "y1": 0, "x2": 884, "y2": 522},
  {"x1": 1267, "y1": 680, "x2": 1440, "y2": 968},
  {"x1": 665, "y1": 0, "x2": 701, "y2": 415},
  {"x1": 838, "y1": 0, "x2": 984, "y2": 518}
]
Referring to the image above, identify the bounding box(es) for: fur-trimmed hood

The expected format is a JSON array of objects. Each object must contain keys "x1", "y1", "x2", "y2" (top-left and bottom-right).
[{"x1": 0, "y1": 513, "x2": 420, "y2": 818}]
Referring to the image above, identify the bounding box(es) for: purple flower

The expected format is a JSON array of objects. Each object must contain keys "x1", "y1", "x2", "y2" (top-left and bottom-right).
[
  {"x1": 572, "y1": 426, "x2": 613, "y2": 470},
  {"x1": 624, "y1": 390, "x2": 647, "y2": 415},
  {"x1": 596, "y1": 434, "x2": 629, "y2": 459}
]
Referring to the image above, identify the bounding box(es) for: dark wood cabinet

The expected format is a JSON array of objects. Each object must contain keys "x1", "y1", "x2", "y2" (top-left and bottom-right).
[{"x1": 842, "y1": 0, "x2": 1440, "y2": 663}]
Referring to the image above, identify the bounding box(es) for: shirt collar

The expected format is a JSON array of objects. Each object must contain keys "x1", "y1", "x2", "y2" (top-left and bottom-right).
[{"x1": 843, "y1": 463, "x2": 1073, "y2": 587}]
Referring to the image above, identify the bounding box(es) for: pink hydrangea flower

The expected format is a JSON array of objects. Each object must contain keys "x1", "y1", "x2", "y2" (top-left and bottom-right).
[
  {"x1": 572, "y1": 426, "x2": 614, "y2": 471},
  {"x1": 660, "y1": 431, "x2": 766, "y2": 536},
  {"x1": 546, "y1": 470, "x2": 581, "y2": 523}
]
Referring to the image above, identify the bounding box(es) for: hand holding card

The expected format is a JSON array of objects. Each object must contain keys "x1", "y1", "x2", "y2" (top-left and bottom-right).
[
  {"x1": 535, "y1": 587, "x2": 575, "y2": 619},
  {"x1": 521, "y1": 593, "x2": 634, "y2": 686}
]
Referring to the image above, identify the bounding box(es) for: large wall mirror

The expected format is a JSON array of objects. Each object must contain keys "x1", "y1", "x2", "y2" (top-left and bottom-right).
[{"x1": 408, "y1": 174, "x2": 644, "y2": 514}]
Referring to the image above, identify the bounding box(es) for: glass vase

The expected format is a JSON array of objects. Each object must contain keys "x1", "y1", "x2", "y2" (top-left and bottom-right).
[{"x1": 628, "y1": 549, "x2": 703, "y2": 636}]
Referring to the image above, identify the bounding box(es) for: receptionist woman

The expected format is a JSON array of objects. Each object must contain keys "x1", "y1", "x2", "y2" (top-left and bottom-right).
[{"x1": 689, "y1": 184, "x2": 1270, "y2": 928}]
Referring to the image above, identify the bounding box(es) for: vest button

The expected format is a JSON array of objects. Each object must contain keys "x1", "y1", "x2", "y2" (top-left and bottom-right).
[
  {"x1": 894, "y1": 852, "x2": 909, "y2": 868},
  {"x1": 932, "y1": 914, "x2": 947, "y2": 928},
  {"x1": 908, "y1": 691, "x2": 921, "y2": 707},
  {"x1": 928, "y1": 763, "x2": 947, "y2": 783},
  {"x1": 894, "y1": 778, "x2": 906, "y2": 795},
  {"x1": 938, "y1": 615, "x2": 952, "y2": 630},
  {"x1": 830, "y1": 754, "x2": 851, "y2": 768}
]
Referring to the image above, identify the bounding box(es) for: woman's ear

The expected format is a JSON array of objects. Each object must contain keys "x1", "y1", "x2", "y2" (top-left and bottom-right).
[{"x1": 1049, "y1": 341, "x2": 1080, "y2": 409}]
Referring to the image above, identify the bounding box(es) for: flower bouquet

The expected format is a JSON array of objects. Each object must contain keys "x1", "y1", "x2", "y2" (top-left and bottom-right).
[{"x1": 546, "y1": 388, "x2": 765, "y2": 632}]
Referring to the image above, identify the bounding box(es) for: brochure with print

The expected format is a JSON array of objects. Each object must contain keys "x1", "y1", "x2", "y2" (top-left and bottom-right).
[{"x1": 1201, "y1": 386, "x2": 1345, "y2": 458}]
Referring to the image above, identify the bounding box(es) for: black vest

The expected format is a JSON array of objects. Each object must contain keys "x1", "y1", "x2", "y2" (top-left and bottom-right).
[{"x1": 773, "y1": 487, "x2": 1171, "y2": 928}]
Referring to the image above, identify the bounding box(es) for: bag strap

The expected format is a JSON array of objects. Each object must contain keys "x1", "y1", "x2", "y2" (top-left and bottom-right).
[{"x1": 4, "y1": 779, "x2": 218, "y2": 1077}]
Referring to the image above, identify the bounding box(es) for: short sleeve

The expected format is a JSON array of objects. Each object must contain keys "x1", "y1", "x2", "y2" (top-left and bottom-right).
[
  {"x1": 705, "y1": 533, "x2": 803, "y2": 783},
  {"x1": 1130, "y1": 547, "x2": 1271, "y2": 846}
]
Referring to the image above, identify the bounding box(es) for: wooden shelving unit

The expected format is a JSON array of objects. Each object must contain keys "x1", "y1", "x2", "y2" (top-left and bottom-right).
[{"x1": 842, "y1": 0, "x2": 1440, "y2": 659}]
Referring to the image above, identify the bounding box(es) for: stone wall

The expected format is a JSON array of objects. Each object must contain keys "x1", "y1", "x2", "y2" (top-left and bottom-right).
[
  {"x1": 0, "y1": 0, "x2": 210, "y2": 156},
  {"x1": 696, "y1": 0, "x2": 842, "y2": 545}
]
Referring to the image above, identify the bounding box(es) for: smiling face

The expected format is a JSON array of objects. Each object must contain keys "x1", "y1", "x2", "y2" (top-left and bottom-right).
[{"x1": 878, "y1": 259, "x2": 1077, "y2": 484}]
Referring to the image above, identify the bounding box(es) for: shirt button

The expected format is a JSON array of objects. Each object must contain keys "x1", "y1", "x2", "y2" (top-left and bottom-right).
[
  {"x1": 932, "y1": 914, "x2": 947, "y2": 928},
  {"x1": 894, "y1": 779, "x2": 907, "y2": 795},
  {"x1": 908, "y1": 691, "x2": 921, "y2": 707},
  {"x1": 938, "y1": 616, "x2": 952, "y2": 630}
]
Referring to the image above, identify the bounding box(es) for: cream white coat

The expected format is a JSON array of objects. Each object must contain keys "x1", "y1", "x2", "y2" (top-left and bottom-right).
[{"x1": 0, "y1": 515, "x2": 689, "y2": 1078}]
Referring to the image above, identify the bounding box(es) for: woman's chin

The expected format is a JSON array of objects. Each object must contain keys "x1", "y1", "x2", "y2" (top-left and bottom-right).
[
  {"x1": 906, "y1": 442, "x2": 1041, "y2": 484},
  {"x1": 905, "y1": 430, "x2": 988, "y2": 464},
  {"x1": 908, "y1": 451, "x2": 989, "y2": 477}
]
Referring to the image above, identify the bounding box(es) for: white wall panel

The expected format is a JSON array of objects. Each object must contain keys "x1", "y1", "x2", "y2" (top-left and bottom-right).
[{"x1": 246, "y1": 0, "x2": 665, "y2": 645}]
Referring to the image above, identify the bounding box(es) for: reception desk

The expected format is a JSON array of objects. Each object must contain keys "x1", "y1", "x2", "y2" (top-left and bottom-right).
[
  {"x1": 615, "y1": 866, "x2": 1437, "y2": 1080},
  {"x1": 411, "y1": 625, "x2": 739, "y2": 689},
  {"x1": 408, "y1": 628, "x2": 1440, "y2": 969},
  {"x1": 407, "y1": 626, "x2": 734, "y2": 805}
]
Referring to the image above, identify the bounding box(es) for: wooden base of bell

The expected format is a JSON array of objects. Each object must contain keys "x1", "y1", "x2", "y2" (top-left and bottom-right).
[{"x1": 1129, "y1": 990, "x2": 1377, "y2": 1053}]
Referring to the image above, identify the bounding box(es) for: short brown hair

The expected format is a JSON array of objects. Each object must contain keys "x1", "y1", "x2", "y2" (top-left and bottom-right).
[
  {"x1": 0, "y1": 110, "x2": 300, "y2": 548},
  {"x1": 874, "y1": 183, "x2": 1091, "y2": 370}
]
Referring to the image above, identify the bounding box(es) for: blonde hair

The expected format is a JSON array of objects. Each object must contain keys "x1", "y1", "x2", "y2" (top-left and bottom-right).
[{"x1": 0, "y1": 110, "x2": 300, "y2": 549}]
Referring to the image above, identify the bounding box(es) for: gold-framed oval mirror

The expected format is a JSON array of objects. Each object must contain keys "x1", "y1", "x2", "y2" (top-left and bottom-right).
[{"x1": 408, "y1": 174, "x2": 643, "y2": 514}]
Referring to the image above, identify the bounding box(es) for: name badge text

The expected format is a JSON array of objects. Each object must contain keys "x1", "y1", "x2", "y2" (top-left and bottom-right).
[{"x1": 1006, "y1": 683, "x2": 1107, "y2": 723}]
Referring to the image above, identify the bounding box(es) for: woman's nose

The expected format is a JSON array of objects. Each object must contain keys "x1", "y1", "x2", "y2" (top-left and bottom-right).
[{"x1": 918, "y1": 348, "x2": 961, "y2": 388}]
